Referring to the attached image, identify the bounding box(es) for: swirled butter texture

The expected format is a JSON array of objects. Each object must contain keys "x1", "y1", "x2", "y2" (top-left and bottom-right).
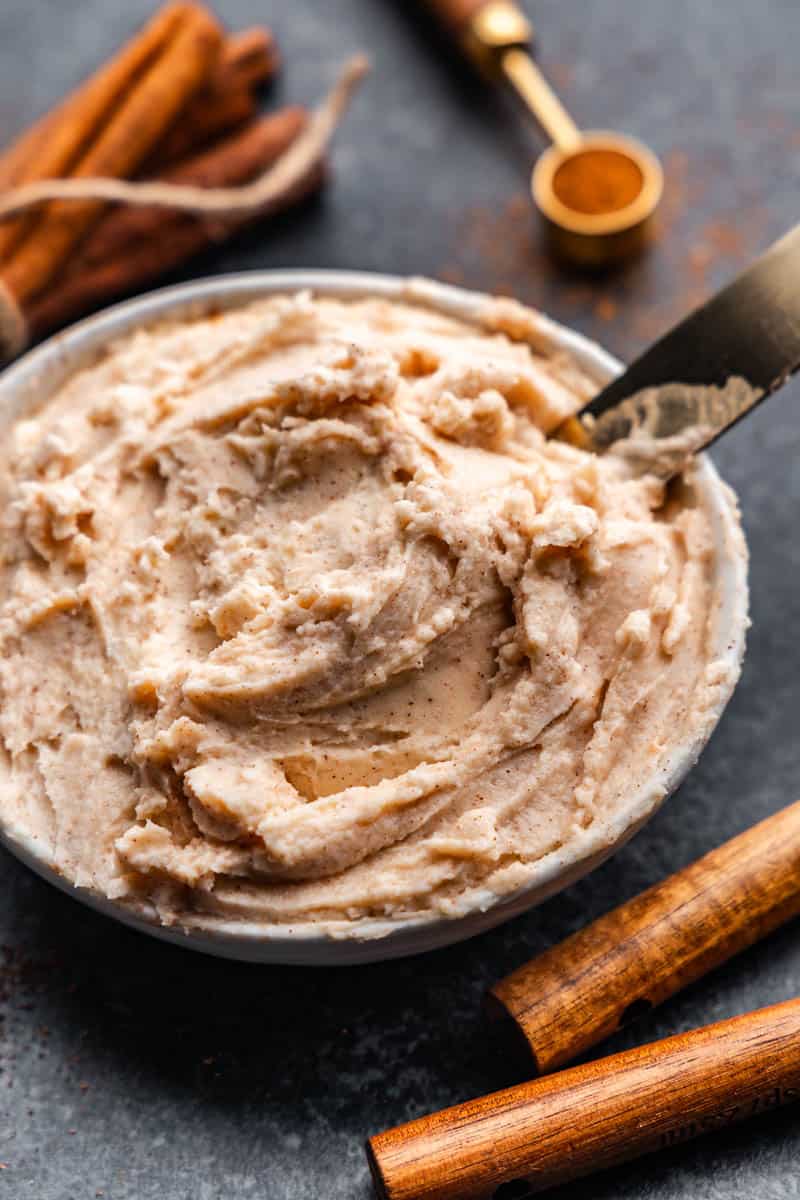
[{"x1": 0, "y1": 293, "x2": 743, "y2": 935}]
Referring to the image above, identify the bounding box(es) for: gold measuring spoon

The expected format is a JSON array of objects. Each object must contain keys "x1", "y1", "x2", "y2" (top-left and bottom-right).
[{"x1": 423, "y1": 0, "x2": 663, "y2": 266}]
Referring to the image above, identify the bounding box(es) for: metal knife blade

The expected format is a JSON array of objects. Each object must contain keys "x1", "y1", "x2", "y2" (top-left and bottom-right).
[{"x1": 553, "y1": 222, "x2": 800, "y2": 473}]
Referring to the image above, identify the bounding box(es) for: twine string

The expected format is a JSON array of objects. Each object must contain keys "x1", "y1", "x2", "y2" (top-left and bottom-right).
[{"x1": 0, "y1": 56, "x2": 368, "y2": 360}]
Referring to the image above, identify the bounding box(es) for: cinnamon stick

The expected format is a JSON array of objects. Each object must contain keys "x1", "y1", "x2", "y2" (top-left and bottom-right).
[
  {"x1": 0, "y1": 25, "x2": 279, "y2": 192},
  {"x1": 368, "y1": 998, "x2": 800, "y2": 1200},
  {"x1": 0, "y1": 57, "x2": 367, "y2": 226},
  {"x1": 0, "y1": 55, "x2": 366, "y2": 360},
  {"x1": 156, "y1": 89, "x2": 259, "y2": 168},
  {"x1": 488, "y1": 796, "x2": 800, "y2": 1076},
  {"x1": 0, "y1": 2, "x2": 193, "y2": 258},
  {"x1": 0, "y1": 110, "x2": 56, "y2": 191},
  {"x1": 2, "y1": 3, "x2": 224, "y2": 304},
  {"x1": 77, "y1": 106, "x2": 308, "y2": 266},
  {"x1": 218, "y1": 27, "x2": 280, "y2": 90},
  {"x1": 150, "y1": 27, "x2": 280, "y2": 168},
  {"x1": 27, "y1": 109, "x2": 320, "y2": 339}
]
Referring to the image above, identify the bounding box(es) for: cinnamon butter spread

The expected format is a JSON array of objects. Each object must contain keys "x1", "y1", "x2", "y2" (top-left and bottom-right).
[{"x1": 0, "y1": 291, "x2": 744, "y2": 936}]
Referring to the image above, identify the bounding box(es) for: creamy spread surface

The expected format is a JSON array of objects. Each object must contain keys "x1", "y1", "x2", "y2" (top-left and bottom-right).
[{"x1": 0, "y1": 291, "x2": 743, "y2": 936}]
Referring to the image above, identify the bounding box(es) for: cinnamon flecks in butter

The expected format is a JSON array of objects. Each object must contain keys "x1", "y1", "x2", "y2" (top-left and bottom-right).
[{"x1": 0, "y1": 293, "x2": 739, "y2": 935}]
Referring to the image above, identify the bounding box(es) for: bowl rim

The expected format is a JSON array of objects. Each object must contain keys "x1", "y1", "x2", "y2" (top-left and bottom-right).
[{"x1": 0, "y1": 270, "x2": 749, "y2": 965}]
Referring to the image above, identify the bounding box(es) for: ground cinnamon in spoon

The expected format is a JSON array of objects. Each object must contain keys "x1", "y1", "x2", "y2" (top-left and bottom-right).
[{"x1": 553, "y1": 148, "x2": 643, "y2": 214}]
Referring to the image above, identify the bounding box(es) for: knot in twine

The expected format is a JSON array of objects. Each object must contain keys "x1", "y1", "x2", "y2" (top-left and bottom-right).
[{"x1": 0, "y1": 56, "x2": 368, "y2": 363}]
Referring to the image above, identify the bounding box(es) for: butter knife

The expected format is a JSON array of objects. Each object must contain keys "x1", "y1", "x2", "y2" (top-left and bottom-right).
[{"x1": 553, "y1": 222, "x2": 800, "y2": 475}]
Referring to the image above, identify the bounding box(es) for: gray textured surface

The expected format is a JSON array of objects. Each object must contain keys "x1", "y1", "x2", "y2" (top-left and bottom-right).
[{"x1": 1, "y1": 1, "x2": 799, "y2": 1197}]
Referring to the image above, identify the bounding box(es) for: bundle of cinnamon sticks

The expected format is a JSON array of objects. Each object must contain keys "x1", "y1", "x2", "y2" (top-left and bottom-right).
[{"x1": 0, "y1": 2, "x2": 328, "y2": 347}]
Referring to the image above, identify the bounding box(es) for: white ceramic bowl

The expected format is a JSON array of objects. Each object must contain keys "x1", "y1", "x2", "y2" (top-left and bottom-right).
[{"x1": 0, "y1": 271, "x2": 748, "y2": 964}]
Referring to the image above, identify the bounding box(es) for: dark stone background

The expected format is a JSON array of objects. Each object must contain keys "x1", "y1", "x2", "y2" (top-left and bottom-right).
[{"x1": 0, "y1": 1, "x2": 799, "y2": 1197}]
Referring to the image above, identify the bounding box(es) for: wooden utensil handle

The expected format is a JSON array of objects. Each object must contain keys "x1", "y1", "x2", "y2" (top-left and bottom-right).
[
  {"x1": 422, "y1": 0, "x2": 532, "y2": 56},
  {"x1": 488, "y1": 798, "x2": 800, "y2": 1075},
  {"x1": 368, "y1": 998, "x2": 800, "y2": 1200},
  {"x1": 422, "y1": 0, "x2": 495, "y2": 38}
]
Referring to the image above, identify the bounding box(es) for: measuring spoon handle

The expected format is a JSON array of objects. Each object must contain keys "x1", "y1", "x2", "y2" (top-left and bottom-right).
[
  {"x1": 421, "y1": 0, "x2": 582, "y2": 152},
  {"x1": 488, "y1": 798, "x2": 800, "y2": 1075}
]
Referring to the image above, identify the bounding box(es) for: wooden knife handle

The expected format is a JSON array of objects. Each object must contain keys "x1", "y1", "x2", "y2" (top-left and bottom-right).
[
  {"x1": 368, "y1": 998, "x2": 800, "y2": 1200},
  {"x1": 487, "y1": 798, "x2": 800, "y2": 1075}
]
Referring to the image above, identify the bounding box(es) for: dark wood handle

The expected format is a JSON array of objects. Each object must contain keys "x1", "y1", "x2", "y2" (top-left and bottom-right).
[
  {"x1": 487, "y1": 798, "x2": 800, "y2": 1075},
  {"x1": 368, "y1": 998, "x2": 800, "y2": 1200},
  {"x1": 421, "y1": 0, "x2": 495, "y2": 38}
]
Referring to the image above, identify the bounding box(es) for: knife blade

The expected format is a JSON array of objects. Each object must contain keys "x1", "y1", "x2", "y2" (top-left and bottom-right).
[{"x1": 553, "y1": 222, "x2": 800, "y2": 472}]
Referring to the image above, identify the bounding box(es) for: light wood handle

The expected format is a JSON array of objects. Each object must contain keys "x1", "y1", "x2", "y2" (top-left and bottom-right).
[
  {"x1": 422, "y1": 0, "x2": 495, "y2": 38},
  {"x1": 488, "y1": 798, "x2": 800, "y2": 1074},
  {"x1": 368, "y1": 998, "x2": 800, "y2": 1200}
]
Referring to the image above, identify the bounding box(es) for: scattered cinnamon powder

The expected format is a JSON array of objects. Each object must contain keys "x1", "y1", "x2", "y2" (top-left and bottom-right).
[
  {"x1": 593, "y1": 296, "x2": 617, "y2": 322},
  {"x1": 552, "y1": 148, "x2": 643, "y2": 215},
  {"x1": 438, "y1": 139, "x2": 780, "y2": 365}
]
